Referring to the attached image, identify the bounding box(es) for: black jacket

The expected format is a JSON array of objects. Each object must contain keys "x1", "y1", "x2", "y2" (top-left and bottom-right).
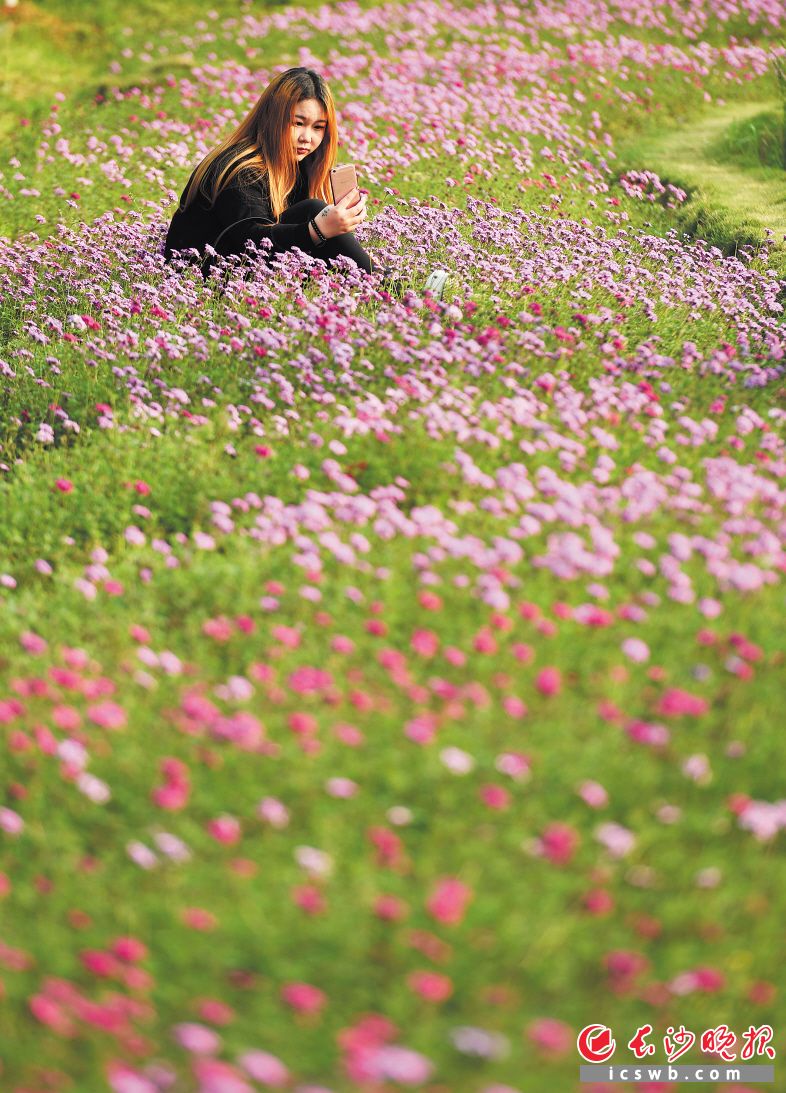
[{"x1": 164, "y1": 149, "x2": 314, "y2": 277}]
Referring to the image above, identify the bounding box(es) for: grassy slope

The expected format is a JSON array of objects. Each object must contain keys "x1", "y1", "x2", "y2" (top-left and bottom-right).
[{"x1": 615, "y1": 97, "x2": 786, "y2": 262}]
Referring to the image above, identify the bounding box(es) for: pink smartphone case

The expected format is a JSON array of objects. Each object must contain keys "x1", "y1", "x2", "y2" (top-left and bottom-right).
[{"x1": 330, "y1": 165, "x2": 357, "y2": 204}]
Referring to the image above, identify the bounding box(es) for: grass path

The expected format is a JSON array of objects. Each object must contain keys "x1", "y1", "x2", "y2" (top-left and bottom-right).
[{"x1": 616, "y1": 98, "x2": 786, "y2": 255}]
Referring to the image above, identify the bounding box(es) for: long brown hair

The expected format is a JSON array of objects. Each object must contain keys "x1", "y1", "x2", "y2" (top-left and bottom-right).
[{"x1": 179, "y1": 67, "x2": 338, "y2": 221}]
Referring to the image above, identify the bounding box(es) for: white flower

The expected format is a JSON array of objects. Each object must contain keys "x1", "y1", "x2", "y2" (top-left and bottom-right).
[
  {"x1": 258, "y1": 797, "x2": 289, "y2": 828},
  {"x1": 439, "y1": 746, "x2": 475, "y2": 775},
  {"x1": 126, "y1": 841, "x2": 159, "y2": 869},
  {"x1": 76, "y1": 772, "x2": 111, "y2": 804},
  {"x1": 294, "y1": 845, "x2": 333, "y2": 878},
  {"x1": 153, "y1": 832, "x2": 191, "y2": 862}
]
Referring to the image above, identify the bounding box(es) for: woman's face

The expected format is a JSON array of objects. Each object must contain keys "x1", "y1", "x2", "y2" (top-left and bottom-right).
[{"x1": 292, "y1": 98, "x2": 328, "y2": 159}]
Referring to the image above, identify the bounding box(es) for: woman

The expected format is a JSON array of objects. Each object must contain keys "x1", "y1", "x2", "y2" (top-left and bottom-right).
[{"x1": 163, "y1": 66, "x2": 449, "y2": 299}]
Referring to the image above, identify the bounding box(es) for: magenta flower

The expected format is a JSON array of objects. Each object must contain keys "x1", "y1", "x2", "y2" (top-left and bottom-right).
[
  {"x1": 280, "y1": 981, "x2": 326, "y2": 1014},
  {"x1": 86, "y1": 701, "x2": 127, "y2": 731},
  {"x1": 111, "y1": 937, "x2": 148, "y2": 963},
  {"x1": 539, "y1": 822, "x2": 580, "y2": 865},
  {"x1": 656, "y1": 688, "x2": 709, "y2": 717},
  {"x1": 527, "y1": 1017, "x2": 573, "y2": 1056},
  {"x1": 426, "y1": 877, "x2": 472, "y2": 925},
  {"x1": 206, "y1": 815, "x2": 242, "y2": 845},
  {"x1": 535, "y1": 666, "x2": 562, "y2": 696},
  {"x1": 411, "y1": 628, "x2": 439, "y2": 656},
  {"x1": 407, "y1": 970, "x2": 453, "y2": 1002}
]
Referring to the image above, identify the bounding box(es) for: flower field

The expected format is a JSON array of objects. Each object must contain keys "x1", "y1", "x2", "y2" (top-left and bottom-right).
[{"x1": 1, "y1": 0, "x2": 786, "y2": 1090}]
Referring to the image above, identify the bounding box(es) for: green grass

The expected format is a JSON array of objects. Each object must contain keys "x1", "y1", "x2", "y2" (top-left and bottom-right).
[{"x1": 615, "y1": 97, "x2": 786, "y2": 267}]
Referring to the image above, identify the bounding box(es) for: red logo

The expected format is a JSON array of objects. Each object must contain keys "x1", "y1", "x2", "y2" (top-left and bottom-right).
[{"x1": 577, "y1": 1024, "x2": 617, "y2": 1062}]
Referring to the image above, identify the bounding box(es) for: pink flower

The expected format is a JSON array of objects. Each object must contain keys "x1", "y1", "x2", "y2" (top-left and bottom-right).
[
  {"x1": 539, "y1": 822, "x2": 579, "y2": 865},
  {"x1": 29, "y1": 994, "x2": 76, "y2": 1036},
  {"x1": 495, "y1": 752, "x2": 530, "y2": 780},
  {"x1": 80, "y1": 949, "x2": 120, "y2": 977},
  {"x1": 584, "y1": 888, "x2": 614, "y2": 915},
  {"x1": 237, "y1": 1050, "x2": 290, "y2": 1087},
  {"x1": 289, "y1": 711, "x2": 318, "y2": 736},
  {"x1": 202, "y1": 616, "x2": 234, "y2": 642},
  {"x1": 325, "y1": 777, "x2": 358, "y2": 798},
  {"x1": 621, "y1": 638, "x2": 650, "y2": 662},
  {"x1": 20, "y1": 631, "x2": 48, "y2": 655},
  {"x1": 280, "y1": 982, "x2": 326, "y2": 1014},
  {"x1": 473, "y1": 627, "x2": 498, "y2": 654},
  {"x1": 527, "y1": 1017, "x2": 573, "y2": 1056},
  {"x1": 52, "y1": 705, "x2": 82, "y2": 730},
  {"x1": 257, "y1": 797, "x2": 290, "y2": 828},
  {"x1": 444, "y1": 646, "x2": 466, "y2": 666},
  {"x1": 292, "y1": 884, "x2": 327, "y2": 915},
  {"x1": 656, "y1": 688, "x2": 709, "y2": 717},
  {"x1": 366, "y1": 1045, "x2": 434, "y2": 1084},
  {"x1": 605, "y1": 949, "x2": 649, "y2": 983},
  {"x1": 161, "y1": 757, "x2": 189, "y2": 785},
  {"x1": 502, "y1": 695, "x2": 527, "y2": 718},
  {"x1": 196, "y1": 999, "x2": 236, "y2": 1025},
  {"x1": 111, "y1": 937, "x2": 148, "y2": 963},
  {"x1": 152, "y1": 781, "x2": 190, "y2": 811},
  {"x1": 374, "y1": 895, "x2": 408, "y2": 921},
  {"x1": 407, "y1": 970, "x2": 453, "y2": 1002},
  {"x1": 625, "y1": 719, "x2": 670, "y2": 747},
  {"x1": 181, "y1": 908, "x2": 218, "y2": 931},
  {"x1": 411, "y1": 628, "x2": 439, "y2": 656},
  {"x1": 272, "y1": 625, "x2": 301, "y2": 649},
  {"x1": 207, "y1": 815, "x2": 241, "y2": 845},
  {"x1": 173, "y1": 1022, "x2": 221, "y2": 1055},
  {"x1": 192, "y1": 1058, "x2": 254, "y2": 1093},
  {"x1": 0, "y1": 807, "x2": 24, "y2": 836},
  {"x1": 87, "y1": 701, "x2": 127, "y2": 731},
  {"x1": 578, "y1": 780, "x2": 608, "y2": 808},
  {"x1": 55, "y1": 478, "x2": 74, "y2": 493},
  {"x1": 692, "y1": 966, "x2": 725, "y2": 992},
  {"x1": 334, "y1": 723, "x2": 364, "y2": 746},
  {"x1": 535, "y1": 667, "x2": 561, "y2": 696},
  {"x1": 479, "y1": 784, "x2": 511, "y2": 810},
  {"x1": 288, "y1": 666, "x2": 333, "y2": 694},
  {"x1": 106, "y1": 1064, "x2": 158, "y2": 1093},
  {"x1": 368, "y1": 826, "x2": 404, "y2": 869},
  {"x1": 426, "y1": 877, "x2": 472, "y2": 925},
  {"x1": 124, "y1": 525, "x2": 146, "y2": 546},
  {"x1": 404, "y1": 713, "x2": 437, "y2": 745},
  {"x1": 595, "y1": 822, "x2": 636, "y2": 858}
]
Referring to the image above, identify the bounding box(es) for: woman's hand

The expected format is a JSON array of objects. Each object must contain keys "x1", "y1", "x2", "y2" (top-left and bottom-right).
[{"x1": 315, "y1": 187, "x2": 367, "y2": 239}]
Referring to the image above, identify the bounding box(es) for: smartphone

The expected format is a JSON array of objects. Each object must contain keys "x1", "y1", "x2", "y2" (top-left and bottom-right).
[{"x1": 330, "y1": 164, "x2": 358, "y2": 205}]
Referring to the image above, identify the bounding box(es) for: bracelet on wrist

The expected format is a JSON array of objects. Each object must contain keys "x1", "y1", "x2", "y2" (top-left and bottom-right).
[{"x1": 311, "y1": 217, "x2": 327, "y2": 246}]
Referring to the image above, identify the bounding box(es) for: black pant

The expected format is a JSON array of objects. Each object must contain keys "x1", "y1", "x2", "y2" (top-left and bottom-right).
[
  {"x1": 205, "y1": 198, "x2": 378, "y2": 289},
  {"x1": 278, "y1": 198, "x2": 376, "y2": 274}
]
